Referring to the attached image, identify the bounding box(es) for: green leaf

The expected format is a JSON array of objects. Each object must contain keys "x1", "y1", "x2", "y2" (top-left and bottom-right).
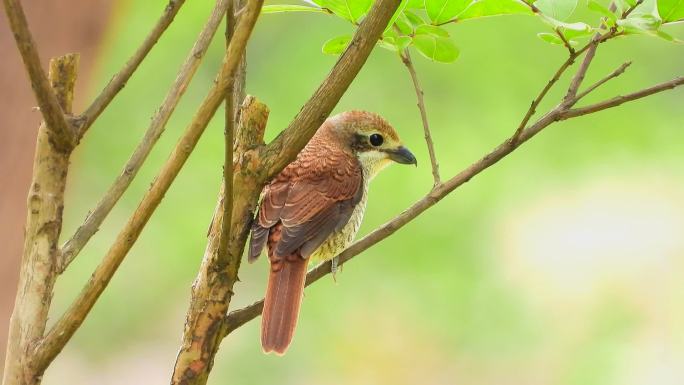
[
  {"x1": 313, "y1": 0, "x2": 372, "y2": 22},
  {"x1": 384, "y1": 0, "x2": 410, "y2": 33},
  {"x1": 458, "y1": 0, "x2": 534, "y2": 20},
  {"x1": 617, "y1": 13, "x2": 662, "y2": 32},
  {"x1": 587, "y1": 0, "x2": 618, "y2": 22},
  {"x1": 415, "y1": 24, "x2": 451, "y2": 36},
  {"x1": 537, "y1": 32, "x2": 565, "y2": 44},
  {"x1": 396, "y1": 36, "x2": 414, "y2": 50},
  {"x1": 412, "y1": 34, "x2": 460, "y2": 62},
  {"x1": 535, "y1": 0, "x2": 578, "y2": 20},
  {"x1": 407, "y1": 0, "x2": 425, "y2": 8},
  {"x1": 261, "y1": 4, "x2": 329, "y2": 13},
  {"x1": 425, "y1": 0, "x2": 472, "y2": 24},
  {"x1": 658, "y1": 0, "x2": 684, "y2": 22},
  {"x1": 396, "y1": 13, "x2": 414, "y2": 33},
  {"x1": 322, "y1": 35, "x2": 352, "y2": 54},
  {"x1": 404, "y1": 9, "x2": 426, "y2": 26}
]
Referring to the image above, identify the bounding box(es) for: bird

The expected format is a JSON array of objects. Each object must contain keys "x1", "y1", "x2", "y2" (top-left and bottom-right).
[{"x1": 248, "y1": 110, "x2": 416, "y2": 355}]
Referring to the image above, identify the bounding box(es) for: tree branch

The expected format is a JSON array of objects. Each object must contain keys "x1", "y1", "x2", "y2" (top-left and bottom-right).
[
  {"x1": 574, "y1": 61, "x2": 631, "y2": 101},
  {"x1": 260, "y1": 0, "x2": 403, "y2": 180},
  {"x1": 400, "y1": 50, "x2": 440, "y2": 185},
  {"x1": 2, "y1": 54, "x2": 78, "y2": 385},
  {"x1": 171, "y1": 96, "x2": 268, "y2": 385},
  {"x1": 30, "y1": 0, "x2": 262, "y2": 373},
  {"x1": 58, "y1": 0, "x2": 235, "y2": 272},
  {"x1": 220, "y1": 49, "x2": 684, "y2": 340},
  {"x1": 2, "y1": 0, "x2": 75, "y2": 152},
  {"x1": 76, "y1": 0, "x2": 187, "y2": 133},
  {"x1": 562, "y1": 76, "x2": 684, "y2": 119}
]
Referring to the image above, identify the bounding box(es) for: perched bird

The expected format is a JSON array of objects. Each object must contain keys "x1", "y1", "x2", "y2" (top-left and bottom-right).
[{"x1": 248, "y1": 111, "x2": 416, "y2": 354}]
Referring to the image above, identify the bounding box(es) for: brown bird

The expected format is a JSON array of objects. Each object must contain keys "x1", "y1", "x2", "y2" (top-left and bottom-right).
[{"x1": 248, "y1": 111, "x2": 416, "y2": 354}]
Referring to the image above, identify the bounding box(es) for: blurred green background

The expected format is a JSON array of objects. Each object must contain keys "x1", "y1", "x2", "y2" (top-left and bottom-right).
[{"x1": 38, "y1": 1, "x2": 684, "y2": 384}]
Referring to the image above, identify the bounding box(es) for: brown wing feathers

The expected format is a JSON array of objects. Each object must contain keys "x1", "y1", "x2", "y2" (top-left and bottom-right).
[{"x1": 248, "y1": 140, "x2": 363, "y2": 354}]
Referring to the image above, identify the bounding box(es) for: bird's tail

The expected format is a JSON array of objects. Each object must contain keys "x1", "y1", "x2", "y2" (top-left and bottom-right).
[{"x1": 261, "y1": 255, "x2": 307, "y2": 354}]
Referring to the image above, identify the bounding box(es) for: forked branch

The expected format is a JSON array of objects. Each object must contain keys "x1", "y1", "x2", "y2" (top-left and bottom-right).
[
  {"x1": 30, "y1": 0, "x2": 263, "y2": 374},
  {"x1": 2, "y1": 0, "x2": 75, "y2": 152},
  {"x1": 59, "y1": 0, "x2": 235, "y2": 272}
]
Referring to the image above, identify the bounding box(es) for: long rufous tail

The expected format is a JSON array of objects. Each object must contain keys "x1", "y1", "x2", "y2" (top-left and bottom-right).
[{"x1": 261, "y1": 254, "x2": 307, "y2": 354}]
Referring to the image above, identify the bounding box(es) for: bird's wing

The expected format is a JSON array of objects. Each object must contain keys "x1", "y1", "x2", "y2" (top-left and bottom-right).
[{"x1": 248, "y1": 149, "x2": 363, "y2": 261}]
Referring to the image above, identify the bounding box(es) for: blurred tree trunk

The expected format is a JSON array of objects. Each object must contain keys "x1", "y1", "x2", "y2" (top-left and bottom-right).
[{"x1": 0, "y1": 0, "x2": 112, "y2": 369}]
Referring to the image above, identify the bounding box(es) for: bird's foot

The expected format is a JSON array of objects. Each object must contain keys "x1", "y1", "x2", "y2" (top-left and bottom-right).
[{"x1": 331, "y1": 256, "x2": 340, "y2": 283}]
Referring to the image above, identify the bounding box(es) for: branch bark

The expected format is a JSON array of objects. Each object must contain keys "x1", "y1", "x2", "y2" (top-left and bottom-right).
[
  {"x1": 260, "y1": 0, "x2": 403, "y2": 180},
  {"x1": 2, "y1": 0, "x2": 75, "y2": 152},
  {"x1": 59, "y1": 0, "x2": 235, "y2": 272},
  {"x1": 172, "y1": 96, "x2": 268, "y2": 385},
  {"x1": 30, "y1": 0, "x2": 262, "y2": 373},
  {"x1": 77, "y1": 0, "x2": 187, "y2": 133},
  {"x1": 2, "y1": 54, "x2": 79, "y2": 385},
  {"x1": 400, "y1": 50, "x2": 440, "y2": 185}
]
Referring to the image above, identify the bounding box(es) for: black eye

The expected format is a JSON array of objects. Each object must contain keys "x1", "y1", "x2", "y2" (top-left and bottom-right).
[{"x1": 369, "y1": 133, "x2": 384, "y2": 147}]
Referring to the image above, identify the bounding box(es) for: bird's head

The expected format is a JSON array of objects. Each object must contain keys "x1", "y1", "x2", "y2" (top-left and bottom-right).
[{"x1": 322, "y1": 111, "x2": 416, "y2": 179}]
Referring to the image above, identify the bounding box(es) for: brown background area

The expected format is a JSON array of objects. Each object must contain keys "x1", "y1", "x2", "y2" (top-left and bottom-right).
[{"x1": 0, "y1": 0, "x2": 112, "y2": 365}]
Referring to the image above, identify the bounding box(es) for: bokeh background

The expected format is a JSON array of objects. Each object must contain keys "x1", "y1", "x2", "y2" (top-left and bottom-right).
[{"x1": 2, "y1": 1, "x2": 684, "y2": 384}]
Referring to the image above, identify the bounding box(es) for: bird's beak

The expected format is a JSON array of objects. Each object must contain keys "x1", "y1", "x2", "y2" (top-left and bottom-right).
[{"x1": 387, "y1": 146, "x2": 417, "y2": 166}]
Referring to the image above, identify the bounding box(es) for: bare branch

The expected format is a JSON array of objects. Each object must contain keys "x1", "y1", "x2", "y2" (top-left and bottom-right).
[
  {"x1": 511, "y1": 53, "x2": 577, "y2": 143},
  {"x1": 261, "y1": 0, "x2": 403, "y2": 180},
  {"x1": 400, "y1": 50, "x2": 440, "y2": 185},
  {"x1": 2, "y1": 0, "x2": 75, "y2": 152},
  {"x1": 171, "y1": 96, "x2": 268, "y2": 385},
  {"x1": 574, "y1": 61, "x2": 631, "y2": 101},
  {"x1": 77, "y1": 0, "x2": 187, "y2": 133},
  {"x1": 555, "y1": 28, "x2": 575, "y2": 55},
  {"x1": 31, "y1": 0, "x2": 263, "y2": 373},
  {"x1": 563, "y1": 76, "x2": 684, "y2": 119},
  {"x1": 3, "y1": 54, "x2": 78, "y2": 385},
  {"x1": 563, "y1": 41, "x2": 598, "y2": 104},
  {"x1": 58, "y1": 0, "x2": 234, "y2": 272}
]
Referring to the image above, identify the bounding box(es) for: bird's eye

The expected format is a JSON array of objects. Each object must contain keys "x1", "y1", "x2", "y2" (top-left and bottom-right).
[{"x1": 369, "y1": 133, "x2": 384, "y2": 147}]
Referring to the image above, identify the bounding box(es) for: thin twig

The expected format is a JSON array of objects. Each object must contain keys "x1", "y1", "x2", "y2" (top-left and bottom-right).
[
  {"x1": 575, "y1": 61, "x2": 631, "y2": 101},
  {"x1": 511, "y1": 53, "x2": 577, "y2": 143},
  {"x1": 77, "y1": 0, "x2": 187, "y2": 134},
  {"x1": 400, "y1": 50, "x2": 440, "y2": 185},
  {"x1": 563, "y1": 41, "x2": 598, "y2": 104},
  {"x1": 58, "y1": 0, "x2": 234, "y2": 272},
  {"x1": 621, "y1": 0, "x2": 644, "y2": 19},
  {"x1": 563, "y1": 76, "x2": 684, "y2": 119},
  {"x1": 555, "y1": 28, "x2": 575, "y2": 55},
  {"x1": 2, "y1": 0, "x2": 75, "y2": 152},
  {"x1": 30, "y1": 0, "x2": 263, "y2": 373},
  {"x1": 260, "y1": 0, "x2": 403, "y2": 180}
]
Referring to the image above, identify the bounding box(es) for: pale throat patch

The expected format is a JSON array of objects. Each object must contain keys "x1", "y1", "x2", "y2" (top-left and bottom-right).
[{"x1": 357, "y1": 150, "x2": 393, "y2": 180}]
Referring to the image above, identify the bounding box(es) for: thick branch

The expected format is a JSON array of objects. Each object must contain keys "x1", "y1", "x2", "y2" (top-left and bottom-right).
[
  {"x1": 59, "y1": 0, "x2": 234, "y2": 272},
  {"x1": 2, "y1": 0, "x2": 75, "y2": 152},
  {"x1": 172, "y1": 96, "x2": 268, "y2": 385},
  {"x1": 400, "y1": 50, "x2": 440, "y2": 185},
  {"x1": 261, "y1": 0, "x2": 402, "y2": 179},
  {"x1": 31, "y1": 0, "x2": 262, "y2": 373},
  {"x1": 77, "y1": 0, "x2": 186, "y2": 133},
  {"x1": 2, "y1": 54, "x2": 78, "y2": 385}
]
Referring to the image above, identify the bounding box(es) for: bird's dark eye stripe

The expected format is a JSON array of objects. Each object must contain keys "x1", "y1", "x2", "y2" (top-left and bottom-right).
[{"x1": 369, "y1": 133, "x2": 383, "y2": 146}]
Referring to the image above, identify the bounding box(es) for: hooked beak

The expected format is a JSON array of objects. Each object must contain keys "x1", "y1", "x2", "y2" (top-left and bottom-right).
[{"x1": 388, "y1": 146, "x2": 417, "y2": 166}]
